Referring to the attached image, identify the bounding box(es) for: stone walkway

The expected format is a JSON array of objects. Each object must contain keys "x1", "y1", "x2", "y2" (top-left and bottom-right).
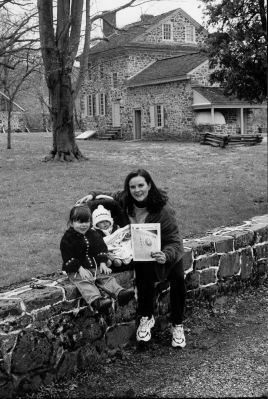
[{"x1": 25, "y1": 283, "x2": 268, "y2": 398}]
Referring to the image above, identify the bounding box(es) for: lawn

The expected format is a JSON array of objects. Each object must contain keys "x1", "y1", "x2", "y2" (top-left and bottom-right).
[{"x1": 0, "y1": 132, "x2": 267, "y2": 288}]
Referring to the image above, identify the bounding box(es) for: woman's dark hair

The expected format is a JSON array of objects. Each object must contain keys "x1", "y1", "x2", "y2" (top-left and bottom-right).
[
  {"x1": 123, "y1": 169, "x2": 168, "y2": 215},
  {"x1": 68, "y1": 205, "x2": 91, "y2": 226}
]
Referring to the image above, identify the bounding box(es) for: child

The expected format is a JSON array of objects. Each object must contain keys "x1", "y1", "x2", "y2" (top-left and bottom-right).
[
  {"x1": 92, "y1": 205, "x2": 132, "y2": 268},
  {"x1": 60, "y1": 204, "x2": 134, "y2": 312}
]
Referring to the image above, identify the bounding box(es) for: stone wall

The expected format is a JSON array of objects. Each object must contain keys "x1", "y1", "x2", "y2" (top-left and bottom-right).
[
  {"x1": 1, "y1": 214, "x2": 267, "y2": 398},
  {"x1": 80, "y1": 48, "x2": 193, "y2": 135},
  {"x1": 135, "y1": 9, "x2": 207, "y2": 46},
  {"x1": 123, "y1": 80, "x2": 196, "y2": 140}
]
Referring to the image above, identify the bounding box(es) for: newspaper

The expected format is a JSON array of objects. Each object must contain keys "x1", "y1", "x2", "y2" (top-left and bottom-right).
[
  {"x1": 103, "y1": 225, "x2": 132, "y2": 264},
  {"x1": 131, "y1": 223, "x2": 161, "y2": 261}
]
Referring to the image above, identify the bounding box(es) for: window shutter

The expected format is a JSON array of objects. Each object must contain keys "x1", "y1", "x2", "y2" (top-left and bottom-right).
[
  {"x1": 95, "y1": 93, "x2": 100, "y2": 116},
  {"x1": 160, "y1": 105, "x2": 164, "y2": 127},
  {"x1": 81, "y1": 95, "x2": 87, "y2": 117},
  {"x1": 150, "y1": 105, "x2": 155, "y2": 128},
  {"x1": 103, "y1": 94, "x2": 106, "y2": 116}
]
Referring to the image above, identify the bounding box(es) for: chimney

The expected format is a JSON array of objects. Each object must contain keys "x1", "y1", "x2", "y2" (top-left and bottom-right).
[
  {"x1": 102, "y1": 11, "x2": 116, "y2": 37},
  {"x1": 140, "y1": 14, "x2": 154, "y2": 23}
]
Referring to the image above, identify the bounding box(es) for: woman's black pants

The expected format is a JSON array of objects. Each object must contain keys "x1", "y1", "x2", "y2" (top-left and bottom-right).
[{"x1": 134, "y1": 259, "x2": 186, "y2": 325}]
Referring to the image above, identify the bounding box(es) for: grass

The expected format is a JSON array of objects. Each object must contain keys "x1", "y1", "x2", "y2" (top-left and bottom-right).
[{"x1": 0, "y1": 132, "x2": 267, "y2": 288}]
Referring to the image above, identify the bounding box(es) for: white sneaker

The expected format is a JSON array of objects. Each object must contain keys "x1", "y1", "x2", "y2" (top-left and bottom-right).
[
  {"x1": 171, "y1": 324, "x2": 186, "y2": 348},
  {"x1": 136, "y1": 316, "x2": 155, "y2": 342}
]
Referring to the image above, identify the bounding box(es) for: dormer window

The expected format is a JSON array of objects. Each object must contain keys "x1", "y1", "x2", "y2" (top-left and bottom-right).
[
  {"x1": 162, "y1": 23, "x2": 173, "y2": 41},
  {"x1": 185, "y1": 25, "x2": 196, "y2": 43}
]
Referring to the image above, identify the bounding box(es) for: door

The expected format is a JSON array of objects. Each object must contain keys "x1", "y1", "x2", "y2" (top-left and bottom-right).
[
  {"x1": 112, "y1": 102, "x2": 121, "y2": 127},
  {"x1": 134, "y1": 109, "x2": 141, "y2": 139}
]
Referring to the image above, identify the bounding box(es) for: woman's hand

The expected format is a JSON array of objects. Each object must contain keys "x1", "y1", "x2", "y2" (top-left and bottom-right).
[
  {"x1": 151, "y1": 251, "x2": 167, "y2": 264},
  {"x1": 79, "y1": 266, "x2": 93, "y2": 280},
  {"x1": 100, "y1": 262, "x2": 112, "y2": 275},
  {"x1": 75, "y1": 194, "x2": 93, "y2": 206}
]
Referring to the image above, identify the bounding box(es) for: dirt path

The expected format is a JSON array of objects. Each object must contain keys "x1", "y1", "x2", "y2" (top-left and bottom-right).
[{"x1": 28, "y1": 284, "x2": 268, "y2": 398}]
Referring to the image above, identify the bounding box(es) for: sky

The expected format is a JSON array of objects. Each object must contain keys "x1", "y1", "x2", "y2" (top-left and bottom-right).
[{"x1": 91, "y1": 0, "x2": 206, "y2": 31}]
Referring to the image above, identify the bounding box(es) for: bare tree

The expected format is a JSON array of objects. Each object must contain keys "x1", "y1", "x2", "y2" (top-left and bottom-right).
[
  {"x1": 0, "y1": 48, "x2": 41, "y2": 149},
  {"x1": 37, "y1": 0, "x2": 155, "y2": 162}
]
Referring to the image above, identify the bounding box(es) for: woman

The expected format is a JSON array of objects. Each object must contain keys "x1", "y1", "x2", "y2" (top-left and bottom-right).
[{"x1": 76, "y1": 169, "x2": 186, "y2": 348}]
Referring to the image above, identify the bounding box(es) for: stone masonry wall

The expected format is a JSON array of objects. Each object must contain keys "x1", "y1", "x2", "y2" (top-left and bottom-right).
[
  {"x1": 81, "y1": 49, "x2": 191, "y2": 135},
  {"x1": 135, "y1": 9, "x2": 207, "y2": 46},
  {"x1": 0, "y1": 214, "x2": 267, "y2": 398},
  {"x1": 123, "y1": 80, "x2": 196, "y2": 140}
]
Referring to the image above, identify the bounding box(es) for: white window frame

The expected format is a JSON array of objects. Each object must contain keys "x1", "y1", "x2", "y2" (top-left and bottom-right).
[
  {"x1": 150, "y1": 105, "x2": 164, "y2": 128},
  {"x1": 99, "y1": 93, "x2": 106, "y2": 116},
  {"x1": 95, "y1": 93, "x2": 100, "y2": 116},
  {"x1": 112, "y1": 72, "x2": 118, "y2": 88},
  {"x1": 87, "y1": 94, "x2": 93, "y2": 116},
  {"x1": 99, "y1": 64, "x2": 104, "y2": 79},
  {"x1": 185, "y1": 25, "x2": 196, "y2": 43},
  {"x1": 162, "y1": 23, "x2": 173, "y2": 41}
]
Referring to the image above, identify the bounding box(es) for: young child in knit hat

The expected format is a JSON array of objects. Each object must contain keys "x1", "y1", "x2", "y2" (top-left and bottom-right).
[{"x1": 92, "y1": 205, "x2": 132, "y2": 268}]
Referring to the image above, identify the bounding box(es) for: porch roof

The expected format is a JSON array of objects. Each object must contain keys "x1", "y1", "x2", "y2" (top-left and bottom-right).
[{"x1": 192, "y1": 86, "x2": 266, "y2": 109}]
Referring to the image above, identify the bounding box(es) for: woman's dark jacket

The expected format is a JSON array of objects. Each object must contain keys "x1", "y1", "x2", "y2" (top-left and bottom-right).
[
  {"x1": 86, "y1": 191, "x2": 184, "y2": 281},
  {"x1": 60, "y1": 227, "x2": 108, "y2": 273}
]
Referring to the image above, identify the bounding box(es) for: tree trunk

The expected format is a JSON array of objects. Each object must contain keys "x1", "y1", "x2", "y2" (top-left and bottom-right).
[
  {"x1": 7, "y1": 108, "x2": 12, "y2": 149},
  {"x1": 43, "y1": 69, "x2": 86, "y2": 162}
]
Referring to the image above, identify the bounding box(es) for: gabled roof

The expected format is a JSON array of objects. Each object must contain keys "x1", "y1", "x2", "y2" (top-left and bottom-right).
[
  {"x1": 127, "y1": 52, "x2": 208, "y2": 87},
  {"x1": 0, "y1": 90, "x2": 25, "y2": 111},
  {"x1": 192, "y1": 86, "x2": 267, "y2": 108},
  {"x1": 89, "y1": 8, "x2": 205, "y2": 55}
]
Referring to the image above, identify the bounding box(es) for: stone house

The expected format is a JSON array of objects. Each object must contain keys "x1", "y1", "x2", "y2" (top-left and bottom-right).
[
  {"x1": 79, "y1": 7, "x2": 266, "y2": 140},
  {"x1": 0, "y1": 90, "x2": 26, "y2": 132}
]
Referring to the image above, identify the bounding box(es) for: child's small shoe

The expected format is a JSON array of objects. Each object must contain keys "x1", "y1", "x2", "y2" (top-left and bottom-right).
[
  {"x1": 117, "y1": 288, "x2": 135, "y2": 306},
  {"x1": 91, "y1": 297, "x2": 112, "y2": 312},
  {"x1": 113, "y1": 258, "x2": 122, "y2": 268}
]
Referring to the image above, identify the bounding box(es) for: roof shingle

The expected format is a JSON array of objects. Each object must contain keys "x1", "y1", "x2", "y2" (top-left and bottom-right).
[
  {"x1": 127, "y1": 52, "x2": 208, "y2": 87},
  {"x1": 89, "y1": 8, "x2": 204, "y2": 55}
]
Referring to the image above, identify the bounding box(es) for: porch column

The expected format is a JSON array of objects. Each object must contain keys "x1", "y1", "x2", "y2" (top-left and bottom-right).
[
  {"x1": 211, "y1": 107, "x2": 215, "y2": 124},
  {"x1": 240, "y1": 108, "x2": 244, "y2": 134}
]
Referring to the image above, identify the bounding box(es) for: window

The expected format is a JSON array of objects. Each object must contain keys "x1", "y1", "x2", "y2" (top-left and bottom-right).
[
  {"x1": 150, "y1": 105, "x2": 164, "y2": 128},
  {"x1": 162, "y1": 23, "x2": 172, "y2": 40},
  {"x1": 185, "y1": 25, "x2": 196, "y2": 43},
  {"x1": 85, "y1": 93, "x2": 106, "y2": 117},
  {"x1": 87, "y1": 94, "x2": 93, "y2": 116},
  {"x1": 100, "y1": 93, "x2": 106, "y2": 116},
  {"x1": 99, "y1": 64, "x2": 104, "y2": 79},
  {"x1": 112, "y1": 72, "x2": 118, "y2": 88},
  {"x1": 88, "y1": 62, "x2": 92, "y2": 80}
]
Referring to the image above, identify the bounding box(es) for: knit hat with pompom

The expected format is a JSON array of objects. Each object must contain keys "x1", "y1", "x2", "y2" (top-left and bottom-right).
[{"x1": 92, "y1": 205, "x2": 114, "y2": 228}]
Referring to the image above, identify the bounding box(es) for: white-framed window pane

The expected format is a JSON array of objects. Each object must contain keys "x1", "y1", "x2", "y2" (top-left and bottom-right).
[
  {"x1": 185, "y1": 26, "x2": 195, "y2": 43},
  {"x1": 87, "y1": 95, "x2": 93, "y2": 116},
  {"x1": 163, "y1": 23, "x2": 172, "y2": 40},
  {"x1": 156, "y1": 105, "x2": 164, "y2": 127},
  {"x1": 99, "y1": 64, "x2": 104, "y2": 79},
  {"x1": 100, "y1": 93, "x2": 106, "y2": 116},
  {"x1": 112, "y1": 72, "x2": 118, "y2": 88}
]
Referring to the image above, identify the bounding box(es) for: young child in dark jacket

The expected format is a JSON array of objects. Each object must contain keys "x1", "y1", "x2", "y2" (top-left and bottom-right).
[{"x1": 60, "y1": 204, "x2": 134, "y2": 312}]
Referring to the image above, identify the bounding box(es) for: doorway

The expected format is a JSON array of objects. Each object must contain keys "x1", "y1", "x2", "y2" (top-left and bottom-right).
[{"x1": 134, "y1": 109, "x2": 141, "y2": 139}]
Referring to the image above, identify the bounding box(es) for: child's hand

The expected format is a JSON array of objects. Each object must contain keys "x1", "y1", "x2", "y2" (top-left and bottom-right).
[
  {"x1": 79, "y1": 266, "x2": 93, "y2": 280},
  {"x1": 100, "y1": 263, "x2": 112, "y2": 275},
  {"x1": 75, "y1": 194, "x2": 93, "y2": 206}
]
